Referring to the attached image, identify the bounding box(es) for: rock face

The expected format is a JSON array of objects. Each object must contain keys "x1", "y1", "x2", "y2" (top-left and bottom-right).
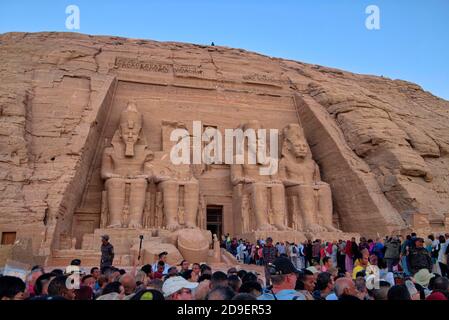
[{"x1": 0, "y1": 32, "x2": 448, "y2": 263}]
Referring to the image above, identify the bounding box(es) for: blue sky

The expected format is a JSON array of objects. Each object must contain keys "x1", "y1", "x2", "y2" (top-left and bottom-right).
[{"x1": 1, "y1": 0, "x2": 448, "y2": 100}]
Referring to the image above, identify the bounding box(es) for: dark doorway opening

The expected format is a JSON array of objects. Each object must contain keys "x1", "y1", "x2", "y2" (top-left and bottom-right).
[
  {"x1": 1, "y1": 231, "x2": 16, "y2": 245},
  {"x1": 207, "y1": 206, "x2": 223, "y2": 241}
]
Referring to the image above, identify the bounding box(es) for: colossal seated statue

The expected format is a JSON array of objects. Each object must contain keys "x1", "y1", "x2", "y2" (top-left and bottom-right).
[
  {"x1": 279, "y1": 123, "x2": 338, "y2": 233},
  {"x1": 230, "y1": 120, "x2": 288, "y2": 231},
  {"x1": 148, "y1": 120, "x2": 200, "y2": 231},
  {"x1": 150, "y1": 159, "x2": 200, "y2": 231},
  {"x1": 100, "y1": 102, "x2": 153, "y2": 228}
]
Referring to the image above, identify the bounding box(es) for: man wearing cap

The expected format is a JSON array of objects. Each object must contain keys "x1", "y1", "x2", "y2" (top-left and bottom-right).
[
  {"x1": 152, "y1": 251, "x2": 171, "y2": 274},
  {"x1": 227, "y1": 267, "x2": 238, "y2": 277},
  {"x1": 258, "y1": 257, "x2": 305, "y2": 300},
  {"x1": 70, "y1": 259, "x2": 81, "y2": 266},
  {"x1": 100, "y1": 235, "x2": 114, "y2": 269},
  {"x1": 407, "y1": 237, "x2": 432, "y2": 275},
  {"x1": 162, "y1": 276, "x2": 198, "y2": 300}
]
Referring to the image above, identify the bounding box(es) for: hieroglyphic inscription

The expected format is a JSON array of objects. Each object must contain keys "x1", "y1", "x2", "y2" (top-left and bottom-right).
[
  {"x1": 174, "y1": 64, "x2": 203, "y2": 76},
  {"x1": 115, "y1": 57, "x2": 204, "y2": 76},
  {"x1": 115, "y1": 57, "x2": 170, "y2": 73},
  {"x1": 242, "y1": 73, "x2": 285, "y2": 85}
]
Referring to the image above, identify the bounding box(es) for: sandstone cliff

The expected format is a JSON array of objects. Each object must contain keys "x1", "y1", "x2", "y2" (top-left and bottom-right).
[{"x1": 0, "y1": 32, "x2": 448, "y2": 257}]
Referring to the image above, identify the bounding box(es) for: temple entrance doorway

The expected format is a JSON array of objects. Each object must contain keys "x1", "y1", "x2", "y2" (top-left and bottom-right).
[{"x1": 206, "y1": 205, "x2": 223, "y2": 241}]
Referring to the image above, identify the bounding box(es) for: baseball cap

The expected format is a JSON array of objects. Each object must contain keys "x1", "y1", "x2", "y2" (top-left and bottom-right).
[
  {"x1": 227, "y1": 267, "x2": 238, "y2": 275},
  {"x1": 70, "y1": 259, "x2": 81, "y2": 266},
  {"x1": 268, "y1": 257, "x2": 297, "y2": 275},
  {"x1": 306, "y1": 266, "x2": 319, "y2": 274},
  {"x1": 158, "y1": 251, "x2": 168, "y2": 259},
  {"x1": 162, "y1": 276, "x2": 198, "y2": 297},
  {"x1": 132, "y1": 289, "x2": 165, "y2": 301},
  {"x1": 101, "y1": 235, "x2": 109, "y2": 241}
]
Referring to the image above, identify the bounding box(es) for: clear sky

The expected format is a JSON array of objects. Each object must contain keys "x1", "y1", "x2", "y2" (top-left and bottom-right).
[{"x1": 1, "y1": 0, "x2": 448, "y2": 100}]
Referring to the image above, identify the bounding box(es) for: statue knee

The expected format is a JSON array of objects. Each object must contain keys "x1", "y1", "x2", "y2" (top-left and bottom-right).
[
  {"x1": 250, "y1": 182, "x2": 266, "y2": 193},
  {"x1": 271, "y1": 184, "x2": 285, "y2": 195},
  {"x1": 132, "y1": 178, "x2": 147, "y2": 188},
  {"x1": 160, "y1": 180, "x2": 178, "y2": 192}
]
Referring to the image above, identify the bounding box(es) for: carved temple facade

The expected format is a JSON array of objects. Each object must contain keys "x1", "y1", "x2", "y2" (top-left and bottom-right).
[{"x1": 1, "y1": 33, "x2": 448, "y2": 266}]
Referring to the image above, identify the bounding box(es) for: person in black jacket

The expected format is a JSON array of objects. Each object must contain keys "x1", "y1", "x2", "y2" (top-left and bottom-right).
[
  {"x1": 407, "y1": 238, "x2": 432, "y2": 275},
  {"x1": 100, "y1": 235, "x2": 114, "y2": 269}
]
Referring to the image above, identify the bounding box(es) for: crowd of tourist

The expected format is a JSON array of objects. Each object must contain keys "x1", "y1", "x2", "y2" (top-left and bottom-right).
[{"x1": 1, "y1": 232, "x2": 449, "y2": 300}]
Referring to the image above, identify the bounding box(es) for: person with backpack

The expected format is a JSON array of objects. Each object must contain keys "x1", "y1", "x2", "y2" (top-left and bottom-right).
[{"x1": 384, "y1": 236, "x2": 401, "y2": 272}]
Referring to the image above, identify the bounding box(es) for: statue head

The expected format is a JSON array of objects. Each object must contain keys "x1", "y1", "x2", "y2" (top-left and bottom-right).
[
  {"x1": 282, "y1": 123, "x2": 309, "y2": 159},
  {"x1": 119, "y1": 102, "x2": 143, "y2": 157}
]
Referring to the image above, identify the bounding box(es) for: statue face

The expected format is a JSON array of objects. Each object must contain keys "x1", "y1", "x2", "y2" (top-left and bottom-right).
[
  {"x1": 286, "y1": 125, "x2": 308, "y2": 158},
  {"x1": 120, "y1": 120, "x2": 141, "y2": 145},
  {"x1": 119, "y1": 119, "x2": 141, "y2": 156}
]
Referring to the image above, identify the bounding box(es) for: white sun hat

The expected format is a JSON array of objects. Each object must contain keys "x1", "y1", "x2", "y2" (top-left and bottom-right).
[{"x1": 162, "y1": 276, "x2": 199, "y2": 297}]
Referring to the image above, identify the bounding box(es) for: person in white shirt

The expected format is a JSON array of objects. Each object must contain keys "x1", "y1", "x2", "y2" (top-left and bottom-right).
[
  {"x1": 289, "y1": 243, "x2": 299, "y2": 270},
  {"x1": 236, "y1": 242, "x2": 246, "y2": 262},
  {"x1": 152, "y1": 251, "x2": 171, "y2": 274},
  {"x1": 297, "y1": 242, "x2": 305, "y2": 269}
]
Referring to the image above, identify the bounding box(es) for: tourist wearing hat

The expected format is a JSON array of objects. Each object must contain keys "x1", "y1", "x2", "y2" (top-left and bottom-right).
[
  {"x1": 162, "y1": 276, "x2": 198, "y2": 300},
  {"x1": 413, "y1": 268, "x2": 435, "y2": 288},
  {"x1": 130, "y1": 289, "x2": 165, "y2": 300},
  {"x1": 151, "y1": 251, "x2": 171, "y2": 275},
  {"x1": 227, "y1": 267, "x2": 238, "y2": 276},
  {"x1": 258, "y1": 257, "x2": 305, "y2": 300},
  {"x1": 100, "y1": 235, "x2": 114, "y2": 270},
  {"x1": 63, "y1": 259, "x2": 83, "y2": 276},
  {"x1": 70, "y1": 259, "x2": 81, "y2": 266}
]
